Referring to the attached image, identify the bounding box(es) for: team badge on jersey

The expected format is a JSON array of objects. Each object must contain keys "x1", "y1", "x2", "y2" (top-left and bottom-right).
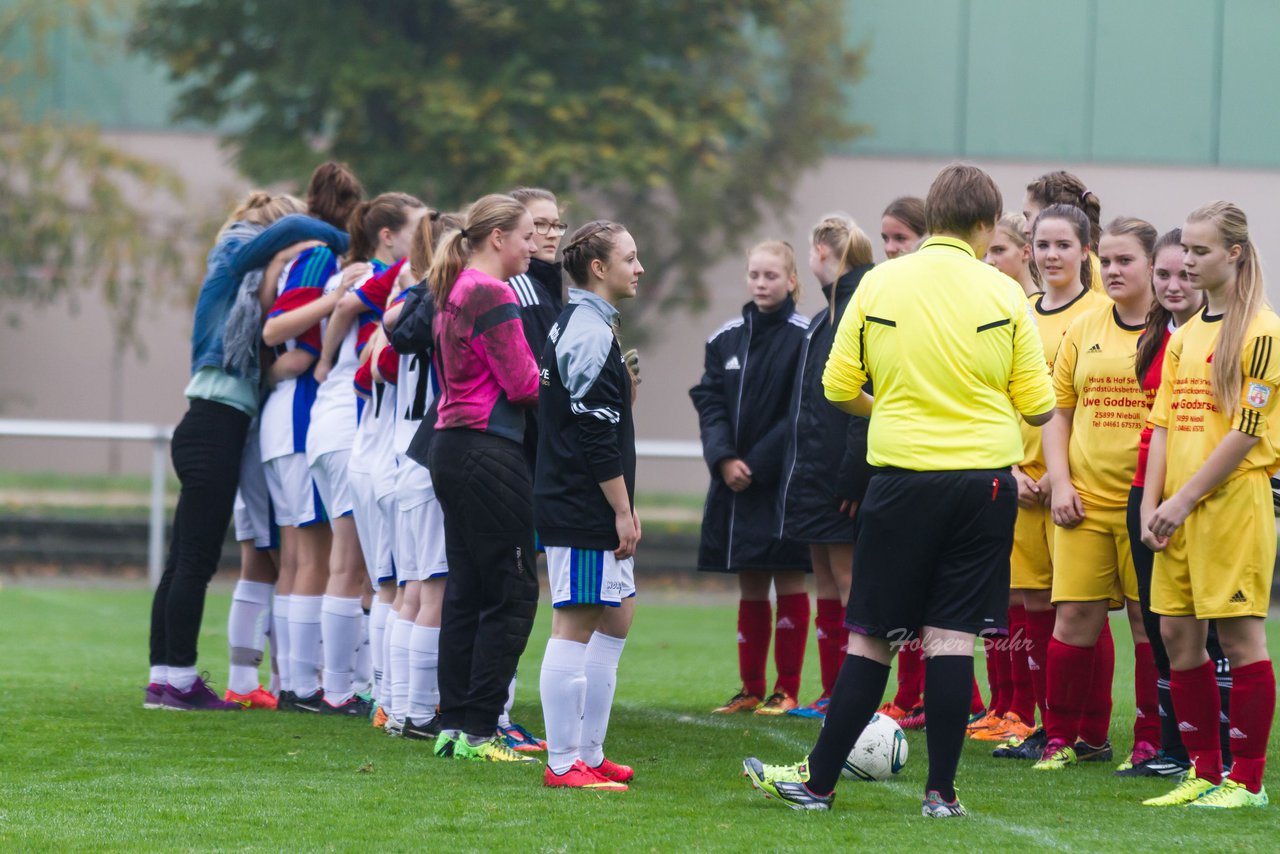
[{"x1": 1246, "y1": 381, "x2": 1271, "y2": 408}]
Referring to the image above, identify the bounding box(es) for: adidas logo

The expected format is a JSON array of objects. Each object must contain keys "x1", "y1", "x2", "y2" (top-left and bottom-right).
[
  {"x1": 1229, "y1": 727, "x2": 1247, "y2": 740},
  {"x1": 1229, "y1": 590, "x2": 1248, "y2": 604},
  {"x1": 815, "y1": 627, "x2": 828, "y2": 640},
  {"x1": 1136, "y1": 708, "x2": 1146, "y2": 718},
  {"x1": 724, "y1": 355, "x2": 741, "y2": 370},
  {"x1": 736, "y1": 632, "x2": 746, "y2": 644},
  {"x1": 1087, "y1": 343, "x2": 1102, "y2": 353},
  {"x1": 1027, "y1": 656, "x2": 1041, "y2": 671},
  {"x1": 1178, "y1": 721, "x2": 1198, "y2": 733},
  {"x1": 776, "y1": 616, "x2": 796, "y2": 630}
]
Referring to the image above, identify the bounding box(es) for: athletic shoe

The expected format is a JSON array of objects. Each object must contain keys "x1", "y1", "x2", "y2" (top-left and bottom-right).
[
  {"x1": 965, "y1": 711, "x2": 1003, "y2": 738},
  {"x1": 788, "y1": 697, "x2": 830, "y2": 719},
  {"x1": 741, "y1": 756, "x2": 833, "y2": 811},
  {"x1": 372, "y1": 705, "x2": 388, "y2": 729},
  {"x1": 1188, "y1": 780, "x2": 1269, "y2": 809},
  {"x1": 1115, "y1": 751, "x2": 1192, "y2": 778},
  {"x1": 590, "y1": 757, "x2": 634, "y2": 783},
  {"x1": 282, "y1": 689, "x2": 324, "y2": 713},
  {"x1": 453, "y1": 734, "x2": 540, "y2": 763},
  {"x1": 1113, "y1": 740, "x2": 1159, "y2": 774},
  {"x1": 276, "y1": 690, "x2": 296, "y2": 710},
  {"x1": 383, "y1": 714, "x2": 404, "y2": 737},
  {"x1": 500, "y1": 721, "x2": 547, "y2": 752},
  {"x1": 876, "y1": 702, "x2": 910, "y2": 721},
  {"x1": 1032, "y1": 741, "x2": 1077, "y2": 771},
  {"x1": 712, "y1": 691, "x2": 762, "y2": 714},
  {"x1": 225, "y1": 686, "x2": 278, "y2": 710},
  {"x1": 899, "y1": 705, "x2": 927, "y2": 730},
  {"x1": 403, "y1": 715, "x2": 443, "y2": 741},
  {"x1": 545, "y1": 760, "x2": 628, "y2": 791},
  {"x1": 161, "y1": 676, "x2": 243, "y2": 711},
  {"x1": 755, "y1": 692, "x2": 798, "y2": 716},
  {"x1": 1073, "y1": 739, "x2": 1113, "y2": 762},
  {"x1": 321, "y1": 695, "x2": 373, "y2": 717},
  {"x1": 433, "y1": 731, "x2": 457, "y2": 758},
  {"x1": 1143, "y1": 768, "x2": 1218, "y2": 806},
  {"x1": 143, "y1": 683, "x2": 165, "y2": 710},
  {"x1": 921, "y1": 790, "x2": 968, "y2": 818},
  {"x1": 992, "y1": 727, "x2": 1046, "y2": 759},
  {"x1": 972, "y1": 711, "x2": 1033, "y2": 742}
]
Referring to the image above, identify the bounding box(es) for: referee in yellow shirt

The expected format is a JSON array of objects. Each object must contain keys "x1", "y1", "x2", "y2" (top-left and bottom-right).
[{"x1": 744, "y1": 164, "x2": 1055, "y2": 818}]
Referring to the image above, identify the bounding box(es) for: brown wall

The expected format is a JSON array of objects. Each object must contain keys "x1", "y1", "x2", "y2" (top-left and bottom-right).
[{"x1": 5, "y1": 134, "x2": 1280, "y2": 495}]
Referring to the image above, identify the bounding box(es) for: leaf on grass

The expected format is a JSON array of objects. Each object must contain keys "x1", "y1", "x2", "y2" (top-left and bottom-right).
[{"x1": 357, "y1": 761, "x2": 374, "y2": 774}]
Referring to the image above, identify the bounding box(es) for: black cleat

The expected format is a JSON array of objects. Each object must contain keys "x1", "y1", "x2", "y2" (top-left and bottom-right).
[
  {"x1": 1074, "y1": 739, "x2": 1114, "y2": 762},
  {"x1": 992, "y1": 727, "x2": 1047, "y2": 759},
  {"x1": 282, "y1": 689, "x2": 325, "y2": 713},
  {"x1": 321, "y1": 695, "x2": 373, "y2": 717},
  {"x1": 403, "y1": 714, "x2": 444, "y2": 741}
]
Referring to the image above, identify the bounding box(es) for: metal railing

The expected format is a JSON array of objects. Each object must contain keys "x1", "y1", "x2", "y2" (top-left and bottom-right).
[{"x1": 0, "y1": 418, "x2": 701, "y2": 588}]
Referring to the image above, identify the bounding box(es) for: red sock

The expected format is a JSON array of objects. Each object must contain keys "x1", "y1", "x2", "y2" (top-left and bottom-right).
[
  {"x1": 1079, "y1": 620, "x2": 1115, "y2": 747},
  {"x1": 1132, "y1": 641, "x2": 1161, "y2": 749},
  {"x1": 814, "y1": 598, "x2": 843, "y2": 698},
  {"x1": 970, "y1": 674, "x2": 986, "y2": 715},
  {"x1": 737, "y1": 600, "x2": 771, "y2": 699},
  {"x1": 893, "y1": 645, "x2": 925, "y2": 710},
  {"x1": 772, "y1": 593, "x2": 810, "y2": 699},
  {"x1": 1045, "y1": 636, "x2": 1094, "y2": 747},
  {"x1": 1008, "y1": 605, "x2": 1036, "y2": 723},
  {"x1": 1226, "y1": 660, "x2": 1276, "y2": 794},
  {"x1": 1170, "y1": 659, "x2": 1223, "y2": 785},
  {"x1": 1025, "y1": 608, "x2": 1055, "y2": 724},
  {"x1": 986, "y1": 634, "x2": 1012, "y2": 717}
]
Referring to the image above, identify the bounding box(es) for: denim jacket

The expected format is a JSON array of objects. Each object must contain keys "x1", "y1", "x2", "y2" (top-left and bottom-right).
[{"x1": 189, "y1": 214, "x2": 348, "y2": 377}]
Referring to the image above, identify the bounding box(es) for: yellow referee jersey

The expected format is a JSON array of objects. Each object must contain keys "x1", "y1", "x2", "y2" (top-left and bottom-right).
[
  {"x1": 1019, "y1": 288, "x2": 1111, "y2": 478},
  {"x1": 1053, "y1": 305, "x2": 1146, "y2": 508},
  {"x1": 1150, "y1": 307, "x2": 1280, "y2": 495},
  {"x1": 823, "y1": 236, "x2": 1055, "y2": 471}
]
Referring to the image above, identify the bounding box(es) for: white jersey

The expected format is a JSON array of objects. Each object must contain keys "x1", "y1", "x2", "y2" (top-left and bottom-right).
[{"x1": 305, "y1": 270, "x2": 366, "y2": 465}]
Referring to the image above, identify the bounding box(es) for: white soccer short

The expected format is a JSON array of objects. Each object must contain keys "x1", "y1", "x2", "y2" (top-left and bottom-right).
[
  {"x1": 348, "y1": 467, "x2": 393, "y2": 587},
  {"x1": 310, "y1": 449, "x2": 354, "y2": 518},
  {"x1": 234, "y1": 428, "x2": 276, "y2": 549},
  {"x1": 396, "y1": 491, "x2": 449, "y2": 583},
  {"x1": 546, "y1": 546, "x2": 636, "y2": 608},
  {"x1": 264, "y1": 452, "x2": 325, "y2": 528}
]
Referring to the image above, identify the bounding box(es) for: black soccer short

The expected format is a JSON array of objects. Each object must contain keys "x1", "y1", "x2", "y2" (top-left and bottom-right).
[{"x1": 844, "y1": 467, "x2": 1017, "y2": 642}]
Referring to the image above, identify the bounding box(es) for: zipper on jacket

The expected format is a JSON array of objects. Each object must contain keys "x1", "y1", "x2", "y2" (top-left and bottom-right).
[
  {"x1": 725, "y1": 312, "x2": 752, "y2": 569},
  {"x1": 776, "y1": 314, "x2": 822, "y2": 538}
]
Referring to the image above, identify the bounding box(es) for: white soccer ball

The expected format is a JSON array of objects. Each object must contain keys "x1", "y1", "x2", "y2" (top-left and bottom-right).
[{"x1": 841, "y1": 713, "x2": 909, "y2": 781}]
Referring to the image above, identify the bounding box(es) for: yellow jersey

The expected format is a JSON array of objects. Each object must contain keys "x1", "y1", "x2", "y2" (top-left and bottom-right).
[
  {"x1": 1019, "y1": 287, "x2": 1111, "y2": 477},
  {"x1": 1053, "y1": 305, "x2": 1146, "y2": 508},
  {"x1": 1150, "y1": 307, "x2": 1280, "y2": 495},
  {"x1": 824, "y1": 236, "x2": 1055, "y2": 471}
]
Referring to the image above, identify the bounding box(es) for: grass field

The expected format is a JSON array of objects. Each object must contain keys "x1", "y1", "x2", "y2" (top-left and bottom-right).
[{"x1": 2, "y1": 582, "x2": 1276, "y2": 852}]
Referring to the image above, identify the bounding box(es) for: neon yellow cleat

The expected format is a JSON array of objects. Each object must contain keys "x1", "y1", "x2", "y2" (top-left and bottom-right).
[
  {"x1": 1188, "y1": 780, "x2": 1269, "y2": 809},
  {"x1": 1142, "y1": 769, "x2": 1218, "y2": 806}
]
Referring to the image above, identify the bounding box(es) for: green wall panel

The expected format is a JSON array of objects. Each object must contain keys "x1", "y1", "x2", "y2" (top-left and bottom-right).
[{"x1": 1219, "y1": 0, "x2": 1280, "y2": 167}]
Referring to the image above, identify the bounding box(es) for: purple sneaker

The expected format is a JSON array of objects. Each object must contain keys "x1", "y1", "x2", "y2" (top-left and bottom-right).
[
  {"x1": 143, "y1": 683, "x2": 165, "y2": 710},
  {"x1": 161, "y1": 676, "x2": 242, "y2": 711}
]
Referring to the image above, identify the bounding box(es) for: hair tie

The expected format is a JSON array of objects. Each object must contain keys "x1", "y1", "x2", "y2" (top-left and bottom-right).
[
  {"x1": 459, "y1": 227, "x2": 470, "y2": 240},
  {"x1": 1080, "y1": 189, "x2": 1092, "y2": 202}
]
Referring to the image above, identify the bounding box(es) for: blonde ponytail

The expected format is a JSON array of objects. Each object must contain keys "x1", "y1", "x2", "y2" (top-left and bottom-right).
[{"x1": 428, "y1": 194, "x2": 527, "y2": 304}]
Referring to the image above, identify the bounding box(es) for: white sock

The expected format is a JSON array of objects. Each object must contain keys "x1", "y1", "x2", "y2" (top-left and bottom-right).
[
  {"x1": 369, "y1": 600, "x2": 391, "y2": 702},
  {"x1": 272, "y1": 595, "x2": 292, "y2": 693},
  {"x1": 267, "y1": 602, "x2": 280, "y2": 694},
  {"x1": 227, "y1": 580, "x2": 274, "y2": 695},
  {"x1": 149, "y1": 665, "x2": 168, "y2": 686},
  {"x1": 289, "y1": 595, "x2": 324, "y2": 697},
  {"x1": 353, "y1": 610, "x2": 372, "y2": 695},
  {"x1": 499, "y1": 673, "x2": 518, "y2": 727},
  {"x1": 407, "y1": 624, "x2": 441, "y2": 722},
  {"x1": 168, "y1": 666, "x2": 198, "y2": 692},
  {"x1": 321, "y1": 595, "x2": 364, "y2": 706},
  {"x1": 539, "y1": 638, "x2": 588, "y2": 775},
  {"x1": 389, "y1": 618, "x2": 414, "y2": 720},
  {"x1": 379, "y1": 607, "x2": 396, "y2": 710},
  {"x1": 580, "y1": 632, "x2": 627, "y2": 767}
]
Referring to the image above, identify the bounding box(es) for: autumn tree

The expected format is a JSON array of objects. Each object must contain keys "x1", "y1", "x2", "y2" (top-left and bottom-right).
[{"x1": 133, "y1": 0, "x2": 863, "y2": 329}]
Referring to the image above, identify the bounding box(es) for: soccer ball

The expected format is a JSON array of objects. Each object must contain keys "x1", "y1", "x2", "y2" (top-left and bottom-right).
[{"x1": 841, "y1": 713, "x2": 908, "y2": 781}]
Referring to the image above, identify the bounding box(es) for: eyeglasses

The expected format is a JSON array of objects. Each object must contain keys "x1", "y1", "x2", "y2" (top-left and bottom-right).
[{"x1": 533, "y1": 219, "x2": 568, "y2": 236}]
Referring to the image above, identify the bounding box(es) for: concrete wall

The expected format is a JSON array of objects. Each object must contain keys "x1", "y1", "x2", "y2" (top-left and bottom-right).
[{"x1": 5, "y1": 137, "x2": 1280, "y2": 495}]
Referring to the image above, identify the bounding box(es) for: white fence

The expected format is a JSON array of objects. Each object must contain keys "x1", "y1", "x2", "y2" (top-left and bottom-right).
[{"x1": 0, "y1": 418, "x2": 701, "y2": 588}]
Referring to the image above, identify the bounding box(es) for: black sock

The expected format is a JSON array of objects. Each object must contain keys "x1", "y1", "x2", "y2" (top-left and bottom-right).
[
  {"x1": 923, "y1": 655, "x2": 972, "y2": 802},
  {"x1": 1157, "y1": 679, "x2": 1187, "y2": 762},
  {"x1": 806, "y1": 655, "x2": 891, "y2": 795}
]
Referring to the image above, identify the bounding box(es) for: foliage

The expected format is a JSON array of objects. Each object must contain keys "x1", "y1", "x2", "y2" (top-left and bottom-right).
[
  {"x1": 0, "y1": 0, "x2": 191, "y2": 355},
  {"x1": 132, "y1": 0, "x2": 865, "y2": 330}
]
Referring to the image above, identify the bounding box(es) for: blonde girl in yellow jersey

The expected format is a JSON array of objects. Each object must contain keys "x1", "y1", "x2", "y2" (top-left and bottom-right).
[
  {"x1": 991, "y1": 205, "x2": 1109, "y2": 760},
  {"x1": 1036, "y1": 215, "x2": 1160, "y2": 773},
  {"x1": 1141, "y1": 202, "x2": 1278, "y2": 809}
]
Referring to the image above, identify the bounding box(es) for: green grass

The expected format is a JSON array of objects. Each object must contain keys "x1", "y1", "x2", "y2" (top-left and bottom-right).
[{"x1": 1, "y1": 583, "x2": 1276, "y2": 852}]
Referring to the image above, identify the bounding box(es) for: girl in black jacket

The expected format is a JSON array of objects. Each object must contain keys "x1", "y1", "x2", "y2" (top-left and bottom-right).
[
  {"x1": 778, "y1": 216, "x2": 875, "y2": 717},
  {"x1": 691, "y1": 241, "x2": 811, "y2": 716}
]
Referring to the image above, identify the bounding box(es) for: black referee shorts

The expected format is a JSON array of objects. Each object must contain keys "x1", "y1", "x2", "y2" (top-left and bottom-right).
[{"x1": 844, "y1": 467, "x2": 1017, "y2": 642}]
